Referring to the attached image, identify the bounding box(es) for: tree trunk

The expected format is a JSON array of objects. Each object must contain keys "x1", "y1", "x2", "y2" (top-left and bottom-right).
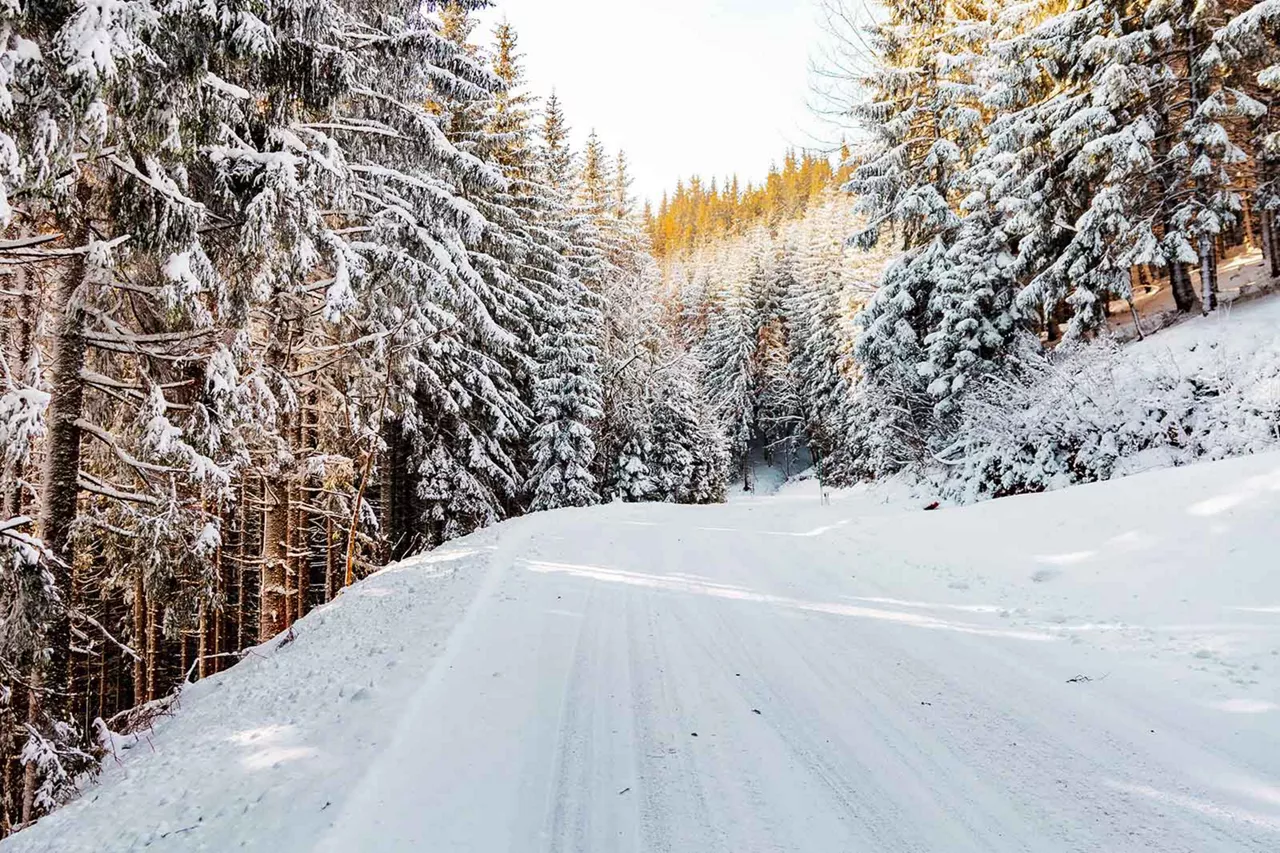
[
  {"x1": 2, "y1": 700, "x2": 13, "y2": 834},
  {"x1": 210, "y1": 505, "x2": 223, "y2": 676},
  {"x1": 259, "y1": 473, "x2": 289, "y2": 641},
  {"x1": 1263, "y1": 208, "x2": 1280, "y2": 279},
  {"x1": 1199, "y1": 234, "x2": 1216, "y2": 313},
  {"x1": 293, "y1": 481, "x2": 307, "y2": 622},
  {"x1": 197, "y1": 603, "x2": 208, "y2": 681},
  {"x1": 1137, "y1": 264, "x2": 1155, "y2": 294},
  {"x1": 379, "y1": 426, "x2": 394, "y2": 564},
  {"x1": 1152, "y1": 66, "x2": 1198, "y2": 314},
  {"x1": 282, "y1": 481, "x2": 295, "y2": 628},
  {"x1": 37, "y1": 223, "x2": 91, "y2": 567},
  {"x1": 26, "y1": 206, "x2": 94, "y2": 817},
  {"x1": 294, "y1": 405, "x2": 310, "y2": 621},
  {"x1": 20, "y1": 669, "x2": 39, "y2": 828},
  {"x1": 1169, "y1": 262, "x2": 1196, "y2": 312},
  {"x1": 1242, "y1": 196, "x2": 1256, "y2": 251},
  {"x1": 2, "y1": 238, "x2": 34, "y2": 519},
  {"x1": 324, "y1": 515, "x2": 336, "y2": 603},
  {"x1": 145, "y1": 599, "x2": 158, "y2": 702},
  {"x1": 132, "y1": 576, "x2": 145, "y2": 706},
  {"x1": 1187, "y1": 23, "x2": 1218, "y2": 313},
  {"x1": 236, "y1": 478, "x2": 247, "y2": 652}
]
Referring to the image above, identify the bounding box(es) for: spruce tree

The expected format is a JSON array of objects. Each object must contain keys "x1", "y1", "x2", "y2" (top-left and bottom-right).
[
  {"x1": 701, "y1": 254, "x2": 764, "y2": 486},
  {"x1": 1220, "y1": 0, "x2": 1280, "y2": 279}
]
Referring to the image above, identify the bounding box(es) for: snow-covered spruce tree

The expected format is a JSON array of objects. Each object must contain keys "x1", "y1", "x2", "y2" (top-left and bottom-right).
[
  {"x1": 318, "y1": 1, "x2": 528, "y2": 552},
  {"x1": 784, "y1": 196, "x2": 858, "y2": 476},
  {"x1": 0, "y1": 0, "x2": 299, "y2": 816},
  {"x1": 700, "y1": 255, "x2": 763, "y2": 488},
  {"x1": 0, "y1": 7, "x2": 53, "y2": 735},
  {"x1": 610, "y1": 431, "x2": 657, "y2": 502},
  {"x1": 649, "y1": 352, "x2": 729, "y2": 504},
  {"x1": 921, "y1": 190, "x2": 1022, "y2": 421},
  {"x1": 844, "y1": 0, "x2": 984, "y2": 254},
  {"x1": 0, "y1": 12, "x2": 132, "y2": 787},
  {"x1": 851, "y1": 240, "x2": 950, "y2": 469},
  {"x1": 993, "y1": 0, "x2": 1258, "y2": 327},
  {"x1": 596, "y1": 152, "x2": 666, "y2": 495},
  {"x1": 756, "y1": 324, "x2": 803, "y2": 473},
  {"x1": 487, "y1": 21, "x2": 567, "y2": 383},
  {"x1": 752, "y1": 241, "x2": 803, "y2": 470},
  {"x1": 601, "y1": 262, "x2": 720, "y2": 505},
  {"x1": 982, "y1": 0, "x2": 1152, "y2": 333},
  {"x1": 1219, "y1": 0, "x2": 1280, "y2": 280},
  {"x1": 843, "y1": 0, "x2": 994, "y2": 471},
  {"x1": 516, "y1": 90, "x2": 607, "y2": 509},
  {"x1": 598, "y1": 261, "x2": 664, "y2": 500},
  {"x1": 481, "y1": 23, "x2": 601, "y2": 507},
  {"x1": 527, "y1": 279, "x2": 604, "y2": 510},
  {"x1": 410, "y1": 4, "x2": 537, "y2": 535},
  {"x1": 1144, "y1": 0, "x2": 1264, "y2": 313},
  {"x1": 169, "y1": 0, "x2": 395, "y2": 645}
]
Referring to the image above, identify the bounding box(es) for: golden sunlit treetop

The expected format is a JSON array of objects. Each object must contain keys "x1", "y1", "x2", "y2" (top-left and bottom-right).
[{"x1": 646, "y1": 145, "x2": 852, "y2": 258}]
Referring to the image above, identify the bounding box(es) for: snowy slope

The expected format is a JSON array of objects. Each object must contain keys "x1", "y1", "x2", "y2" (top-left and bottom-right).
[{"x1": 7, "y1": 453, "x2": 1280, "y2": 852}]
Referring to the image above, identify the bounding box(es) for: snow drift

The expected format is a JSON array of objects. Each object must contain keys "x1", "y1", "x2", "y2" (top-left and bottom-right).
[{"x1": 945, "y1": 294, "x2": 1280, "y2": 502}]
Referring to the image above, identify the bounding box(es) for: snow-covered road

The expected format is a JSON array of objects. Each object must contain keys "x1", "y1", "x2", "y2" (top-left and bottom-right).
[{"x1": 9, "y1": 454, "x2": 1280, "y2": 852}]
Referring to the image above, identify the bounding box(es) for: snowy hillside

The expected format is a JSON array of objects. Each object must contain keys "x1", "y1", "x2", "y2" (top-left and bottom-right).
[
  {"x1": 7, "y1": 451, "x2": 1280, "y2": 852},
  {"x1": 940, "y1": 292, "x2": 1280, "y2": 502}
]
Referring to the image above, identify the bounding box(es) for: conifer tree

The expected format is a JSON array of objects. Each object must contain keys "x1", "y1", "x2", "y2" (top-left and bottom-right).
[
  {"x1": 701, "y1": 254, "x2": 764, "y2": 486},
  {"x1": 528, "y1": 280, "x2": 603, "y2": 510},
  {"x1": 786, "y1": 196, "x2": 857, "y2": 464},
  {"x1": 1220, "y1": 0, "x2": 1280, "y2": 278},
  {"x1": 522, "y1": 86, "x2": 606, "y2": 510}
]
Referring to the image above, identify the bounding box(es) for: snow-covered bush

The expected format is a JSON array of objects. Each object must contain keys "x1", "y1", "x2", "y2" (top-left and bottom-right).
[{"x1": 943, "y1": 336, "x2": 1280, "y2": 502}]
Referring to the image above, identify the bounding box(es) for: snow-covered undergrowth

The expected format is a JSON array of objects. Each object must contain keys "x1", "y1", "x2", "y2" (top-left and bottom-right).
[
  {"x1": 942, "y1": 295, "x2": 1280, "y2": 503},
  {"x1": 1, "y1": 524, "x2": 519, "y2": 852}
]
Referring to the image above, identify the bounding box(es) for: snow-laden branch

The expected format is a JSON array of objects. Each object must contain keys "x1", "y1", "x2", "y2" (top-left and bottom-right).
[
  {"x1": 71, "y1": 609, "x2": 141, "y2": 662},
  {"x1": 77, "y1": 472, "x2": 160, "y2": 506},
  {"x1": 107, "y1": 155, "x2": 205, "y2": 210},
  {"x1": 76, "y1": 418, "x2": 178, "y2": 475}
]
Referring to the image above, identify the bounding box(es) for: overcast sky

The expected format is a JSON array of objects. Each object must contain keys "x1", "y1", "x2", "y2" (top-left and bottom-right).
[{"x1": 475, "y1": 0, "x2": 836, "y2": 206}]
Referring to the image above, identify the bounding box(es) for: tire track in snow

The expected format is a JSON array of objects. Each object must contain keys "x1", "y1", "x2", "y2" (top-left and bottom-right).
[{"x1": 543, "y1": 584, "x2": 643, "y2": 853}]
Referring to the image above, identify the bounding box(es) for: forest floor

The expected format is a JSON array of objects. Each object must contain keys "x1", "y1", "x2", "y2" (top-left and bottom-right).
[
  {"x1": 7, "y1": 448, "x2": 1280, "y2": 851},
  {"x1": 1109, "y1": 246, "x2": 1276, "y2": 339}
]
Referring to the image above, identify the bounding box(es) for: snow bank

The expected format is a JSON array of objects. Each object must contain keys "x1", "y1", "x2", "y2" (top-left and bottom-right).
[
  {"x1": 944, "y1": 294, "x2": 1280, "y2": 502},
  {"x1": 2, "y1": 523, "x2": 522, "y2": 853},
  {"x1": 841, "y1": 449, "x2": 1280, "y2": 700}
]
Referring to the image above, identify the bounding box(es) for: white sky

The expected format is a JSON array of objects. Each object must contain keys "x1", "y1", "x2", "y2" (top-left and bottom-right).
[{"x1": 475, "y1": 0, "x2": 835, "y2": 207}]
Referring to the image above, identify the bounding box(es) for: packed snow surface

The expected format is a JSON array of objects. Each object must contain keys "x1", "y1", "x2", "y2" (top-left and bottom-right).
[{"x1": 8, "y1": 453, "x2": 1280, "y2": 852}]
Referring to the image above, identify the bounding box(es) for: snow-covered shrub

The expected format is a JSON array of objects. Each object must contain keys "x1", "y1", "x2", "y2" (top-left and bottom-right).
[
  {"x1": 943, "y1": 336, "x2": 1280, "y2": 502},
  {"x1": 21, "y1": 719, "x2": 98, "y2": 812}
]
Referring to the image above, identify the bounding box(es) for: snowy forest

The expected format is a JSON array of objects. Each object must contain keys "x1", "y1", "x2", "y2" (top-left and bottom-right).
[
  {"x1": 4, "y1": 0, "x2": 1280, "y2": 838},
  {"x1": 0, "y1": 0, "x2": 726, "y2": 828}
]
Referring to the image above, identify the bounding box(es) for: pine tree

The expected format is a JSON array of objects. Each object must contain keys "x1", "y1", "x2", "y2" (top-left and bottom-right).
[
  {"x1": 649, "y1": 355, "x2": 728, "y2": 503},
  {"x1": 841, "y1": 0, "x2": 999, "y2": 467},
  {"x1": 785, "y1": 196, "x2": 858, "y2": 469},
  {"x1": 518, "y1": 89, "x2": 607, "y2": 510},
  {"x1": 1149, "y1": 0, "x2": 1265, "y2": 312},
  {"x1": 528, "y1": 280, "x2": 603, "y2": 510},
  {"x1": 610, "y1": 431, "x2": 657, "y2": 502},
  {"x1": 701, "y1": 253, "x2": 764, "y2": 486},
  {"x1": 1220, "y1": 0, "x2": 1280, "y2": 279}
]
